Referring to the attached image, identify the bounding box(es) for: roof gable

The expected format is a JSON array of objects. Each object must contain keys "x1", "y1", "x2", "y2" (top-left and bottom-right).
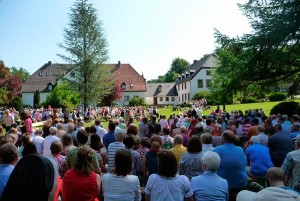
[{"x1": 146, "y1": 83, "x2": 178, "y2": 97}]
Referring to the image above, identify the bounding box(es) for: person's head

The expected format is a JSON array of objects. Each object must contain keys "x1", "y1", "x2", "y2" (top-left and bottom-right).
[
  {"x1": 150, "y1": 134, "x2": 162, "y2": 147},
  {"x1": 115, "y1": 128, "x2": 125, "y2": 142},
  {"x1": 291, "y1": 115, "x2": 299, "y2": 123},
  {"x1": 142, "y1": 117, "x2": 148, "y2": 124},
  {"x1": 21, "y1": 134, "x2": 31, "y2": 147},
  {"x1": 173, "y1": 134, "x2": 183, "y2": 145},
  {"x1": 0, "y1": 143, "x2": 18, "y2": 165},
  {"x1": 140, "y1": 137, "x2": 151, "y2": 149},
  {"x1": 67, "y1": 123, "x2": 75, "y2": 133},
  {"x1": 157, "y1": 150, "x2": 177, "y2": 177},
  {"x1": 114, "y1": 148, "x2": 132, "y2": 176},
  {"x1": 151, "y1": 115, "x2": 157, "y2": 122},
  {"x1": 20, "y1": 126, "x2": 28, "y2": 134},
  {"x1": 206, "y1": 119, "x2": 212, "y2": 126},
  {"x1": 95, "y1": 119, "x2": 101, "y2": 126},
  {"x1": 56, "y1": 123, "x2": 64, "y2": 130},
  {"x1": 250, "y1": 136, "x2": 260, "y2": 145},
  {"x1": 90, "y1": 133, "x2": 102, "y2": 151},
  {"x1": 61, "y1": 133, "x2": 73, "y2": 147},
  {"x1": 1, "y1": 155, "x2": 54, "y2": 201},
  {"x1": 123, "y1": 135, "x2": 136, "y2": 149},
  {"x1": 77, "y1": 130, "x2": 88, "y2": 145},
  {"x1": 266, "y1": 167, "x2": 285, "y2": 186},
  {"x1": 49, "y1": 126, "x2": 57, "y2": 135},
  {"x1": 127, "y1": 124, "x2": 138, "y2": 136},
  {"x1": 50, "y1": 141, "x2": 63, "y2": 155},
  {"x1": 202, "y1": 151, "x2": 221, "y2": 172},
  {"x1": 291, "y1": 122, "x2": 300, "y2": 132},
  {"x1": 22, "y1": 142, "x2": 38, "y2": 157},
  {"x1": 222, "y1": 130, "x2": 235, "y2": 144},
  {"x1": 252, "y1": 118, "x2": 259, "y2": 125},
  {"x1": 200, "y1": 133, "x2": 212, "y2": 144},
  {"x1": 108, "y1": 123, "x2": 116, "y2": 131},
  {"x1": 0, "y1": 135, "x2": 13, "y2": 147},
  {"x1": 35, "y1": 129, "x2": 43, "y2": 136},
  {"x1": 162, "y1": 127, "x2": 171, "y2": 136},
  {"x1": 187, "y1": 136, "x2": 202, "y2": 153},
  {"x1": 294, "y1": 135, "x2": 300, "y2": 150},
  {"x1": 75, "y1": 145, "x2": 94, "y2": 175},
  {"x1": 256, "y1": 125, "x2": 265, "y2": 133},
  {"x1": 180, "y1": 126, "x2": 187, "y2": 134}
]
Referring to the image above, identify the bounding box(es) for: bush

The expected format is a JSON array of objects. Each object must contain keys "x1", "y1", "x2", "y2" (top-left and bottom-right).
[
  {"x1": 268, "y1": 92, "x2": 287, "y2": 102},
  {"x1": 270, "y1": 101, "x2": 299, "y2": 117},
  {"x1": 242, "y1": 96, "x2": 258, "y2": 103},
  {"x1": 8, "y1": 96, "x2": 23, "y2": 111},
  {"x1": 129, "y1": 97, "x2": 146, "y2": 107},
  {"x1": 192, "y1": 90, "x2": 217, "y2": 105}
]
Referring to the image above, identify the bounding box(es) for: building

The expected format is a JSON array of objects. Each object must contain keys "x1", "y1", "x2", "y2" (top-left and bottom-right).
[
  {"x1": 176, "y1": 53, "x2": 217, "y2": 103},
  {"x1": 21, "y1": 61, "x2": 146, "y2": 107},
  {"x1": 145, "y1": 83, "x2": 179, "y2": 105}
]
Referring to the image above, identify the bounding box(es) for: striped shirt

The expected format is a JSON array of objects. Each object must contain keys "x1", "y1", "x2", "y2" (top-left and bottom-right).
[{"x1": 107, "y1": 142, "x2": 125, "y2": 172}]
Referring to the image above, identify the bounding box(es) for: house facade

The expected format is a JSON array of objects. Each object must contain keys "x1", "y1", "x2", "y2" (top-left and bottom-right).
[
  {"x1": 21, "y1": 61, "x2": 146, "y2": 107},
  {"x1": 176, "y1": 53, "x2": 217, "y2": 103},
  {"x1": 145, "y1": 83, "x2": 179, "y2": 105},
  {"x1": 21, "y1": 61, "x2": 67, "y2": 107}
]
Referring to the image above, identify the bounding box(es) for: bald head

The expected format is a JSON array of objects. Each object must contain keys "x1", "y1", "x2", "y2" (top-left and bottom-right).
[
  {"x1": 174, "y1": 134, "x2": 183, "y2": 145},
  {"x1": 222, "y1": 130, "x2": 235, "y2": 143}
]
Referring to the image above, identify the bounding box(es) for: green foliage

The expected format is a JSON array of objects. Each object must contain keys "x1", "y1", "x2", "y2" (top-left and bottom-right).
[
  {"x1": 129, "y1": 97, "x2": 146, "y2": 107},
  {"x1": 242, "y1": 96, "x2": 258, "y2": 103},
  {"x1": 58, "y1": 0, "x2": 113, "y2": 111},
  {"x1": 268, "y1": 92, "x2": 287, "y2": 102},
  {"x1": 33, "y1": 90, "x2": 41, "y2": 108},
  {"x1": 8, "y1": 96, "x2": 23, "y2": 111},
  {"x1": 270, "y1": 102, "x2": 299, "y2": 117},
  {"x1": 0, "y1": 86, "x2": 9, "y2": 105},
  {"x1": 9, "y1": 67, "x2": 30, "y2": 82},
  {"x1": 43, "y1": 82, "x2": 81, "y2": 111}
]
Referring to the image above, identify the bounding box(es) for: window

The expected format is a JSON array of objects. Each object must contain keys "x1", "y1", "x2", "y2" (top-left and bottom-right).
[
  {"x1": 178, "y1": 85, "x2": 180, "y2": 91},
  {"x1": 179, "y1": 97, "x2": 180, "y2": 102},
  {"x1": 182, "y1": 94, "x2": 184, "y2": 101},
  {"x1": 185, "y1": 82, "x2": 186, "y2": 89},
  {"x1": 206, "y1": 70, "x2": 211, "y2": 76},
  {"x1": 124, "y1": 95, "x2": 130, "y2": 101},
  {"x1": 160, "y1": 97, "x2": 163, "y2": 101},
  {"x1": 185, "y1": 93, "x2": 187, "y2": 100},
  {"x1": 206, "y1": 79, "x2": 212, "y2": 88},
  {"x1": 197, "y1": 79, "x2": 203, "y2": 88},
  {"x1": 121, "y1": 83, "x2": 126, "y2": 90},
  {"x1": 39, "y1": 73, "x2": 42, "y2": 76},
  {"x1": 171, "y1": 97, "x2": 175, "y2": 101},
  {"x1": 182, "y1": 83, "x2": 184, "y2": 90},
  {"x1": 165, "y1": 97, "x2": 169, "y2": 101},
  {"x1": 48, "y1": 85, "x2": 53, "y2": 91},
  {"x1": 46, "y1": 72, "x2": 49, "y2": 76}
]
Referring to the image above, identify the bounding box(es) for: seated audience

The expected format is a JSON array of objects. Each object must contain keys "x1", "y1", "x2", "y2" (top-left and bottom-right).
[
  {"x1": 191, "y1": 151, "x2": 228, "y2": 201},
  {"x1": 145, "y1": 150, "x2": 193, "y2": 201}
]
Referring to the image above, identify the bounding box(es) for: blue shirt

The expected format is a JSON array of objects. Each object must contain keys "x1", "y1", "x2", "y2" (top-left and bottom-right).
[
  {"x1": 0, "y1": 164, "x2": 14, "y2": 198},
  {"x1": 213, "y1": 143, "x2": 247, "y2": 189},
  {"x1": 245, "y1": 143, "x2": 274, "y2": 176},
  {"x1": 191, "y1": 170, "x2": 228, "y2": 201},
  {"x1": 103, "y1": 131, "x2": 115, "y2": 150}
]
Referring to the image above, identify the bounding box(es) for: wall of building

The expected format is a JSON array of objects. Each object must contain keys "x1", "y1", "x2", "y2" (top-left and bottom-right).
[
  {"x1": 190, "y1": 68, "x2": 212, "y2": 99},
  {"x1": 176, "y1": 81, "x2": 191, "y2": 103},
  {"x1": 114, "y1": 91, "x2": 146, "y2": 106}
]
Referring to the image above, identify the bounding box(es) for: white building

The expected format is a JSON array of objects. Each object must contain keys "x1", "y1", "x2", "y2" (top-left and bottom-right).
[{"x1": 145, "y1": 83, "x2": 179, "y2": 105}]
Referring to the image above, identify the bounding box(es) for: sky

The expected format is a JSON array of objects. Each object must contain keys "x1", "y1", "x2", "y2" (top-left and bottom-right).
[{"x1": 0, "y1": 0, "x2": 252, "y2": 81}]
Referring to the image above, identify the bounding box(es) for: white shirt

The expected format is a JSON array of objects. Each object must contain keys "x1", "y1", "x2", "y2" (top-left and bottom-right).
[
  {"x1": 32, "y1": 135, "x2": 45, "y2": 155},
  {"x1": 43, "y1": 135, "x2": 60, "y2": 157},
  {"x1": 96, "y1": 125, "x2": 107, "y2": 140}
]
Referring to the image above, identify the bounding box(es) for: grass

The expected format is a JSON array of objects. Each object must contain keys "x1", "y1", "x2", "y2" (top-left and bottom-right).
[{"x1": 84, "y1": 100, "x2": 300, "y2": 128}]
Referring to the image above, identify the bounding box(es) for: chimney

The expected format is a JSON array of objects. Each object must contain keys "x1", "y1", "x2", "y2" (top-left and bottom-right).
[
  {"x1": 142, "y1": 72, "x2": 144, "y2": 77},
  {"x1": 48, "y1": 61, "x2": 52, "y2": 66},
  {"x1": 118, "y1": 61, "x2": 121, "y2": 67},
  {"x1": 193, "y1": 60, "x2": 197, "y2": 64}
]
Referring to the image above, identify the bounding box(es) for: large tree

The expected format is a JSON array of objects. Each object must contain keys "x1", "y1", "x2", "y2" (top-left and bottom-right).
[
  {"x1": 9, "y1": 66, "x2": 30, "y2": 82},
  {"x1": 58, "y1": 0, "x2": 113, "y2": 111},
  {"x1": 214, "y1": 0, "x2": 300, "y2": 95}
]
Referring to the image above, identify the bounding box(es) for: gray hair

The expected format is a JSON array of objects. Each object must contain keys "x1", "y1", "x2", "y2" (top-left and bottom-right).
[
  {"x1": 174, "y1": 134, "x2": 183, "y2": 144},
  {"x1": 250, "y1": 136, "x2": 260, "y2": 144},
  {"x1": 49, "y1": 126, "x2": 57, "y2": 135},
  {"x1": 202, "y1": 151, "x2": 220, "y2": 171},
  {"x1": 56, "y1": 123, "x2": 64, "y2": 130},
  {"x1": 115, "y1": 128, "x2": 126, "y2": 141},
  {"x1": 256, "y1": 125, "x2": 265, "y2": 133}
]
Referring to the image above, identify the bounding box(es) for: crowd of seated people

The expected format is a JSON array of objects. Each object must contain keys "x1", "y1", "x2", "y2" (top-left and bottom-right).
[{"x1": 0, "y1": 106, "x2": 300, "y2": 201}]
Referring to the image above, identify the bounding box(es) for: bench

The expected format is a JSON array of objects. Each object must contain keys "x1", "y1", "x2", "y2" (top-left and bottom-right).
[{"x1": 32, "y1": 121, "x2": 45, "y2": 128}]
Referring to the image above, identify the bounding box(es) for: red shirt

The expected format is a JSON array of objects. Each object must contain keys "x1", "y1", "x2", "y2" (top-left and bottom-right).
[{"x1": 63, "y1": 169, "x2": 98, "y2": 201}]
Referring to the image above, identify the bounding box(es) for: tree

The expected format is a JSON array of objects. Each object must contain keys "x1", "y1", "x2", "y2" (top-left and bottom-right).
[
  {"x1": 33, "y1": 90, "x2": 41, "y2": 108},
  {"x1": 170, "y1": 58, "x2": 190, "y2": 74},
  {"x1": 102, "y1": 82, "x2": 123, "y2": 106},
  {"x1": 43, "y1": 82, "x2": 81, "y2": 111},
  {"x1": 5, "y1": 74, "x2": 22, "y2": 100},
  {"x1": 9, "y1": 67, "x2": 30, "y2": 82},
  {"x1": 129, "y1": 97, "x2": 146, "y2": 107},
  {"x1": 214, "y1": 0, "x2": 300, "y2": 92},
  {"x1": 58, "y1": 0, "x2": 113, "y2": 111}
]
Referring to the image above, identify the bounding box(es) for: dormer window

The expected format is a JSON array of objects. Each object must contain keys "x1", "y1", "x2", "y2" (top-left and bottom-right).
[
  {"x1": 39, "y1": 73, "x2": 42, "y2": 76},
  {"x1": 158, "y1": 85, "x2": 162, "y2": 92},
  {"x1": 130, "y1": 84, "x2": 134, "y2": 89},
  {"x1": 48, "y1": 84, "x2": 53, "y2": 91},
  {"x1": 46, "y1": 72, "x2": 49, "y2": 76},
  {"x1": 121, "y1": 82, "x2": 126, "y2": 90}
]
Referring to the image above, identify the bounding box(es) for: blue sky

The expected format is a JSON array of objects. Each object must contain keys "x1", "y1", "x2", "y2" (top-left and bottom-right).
[{"x1": 0, "y1": 0, "x2": 251, "y2": 80}]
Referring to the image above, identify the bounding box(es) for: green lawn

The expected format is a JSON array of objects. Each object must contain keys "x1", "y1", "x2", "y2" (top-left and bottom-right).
[{"x1": 85, "y1": 100, "x2": 299, "y2": 128}]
